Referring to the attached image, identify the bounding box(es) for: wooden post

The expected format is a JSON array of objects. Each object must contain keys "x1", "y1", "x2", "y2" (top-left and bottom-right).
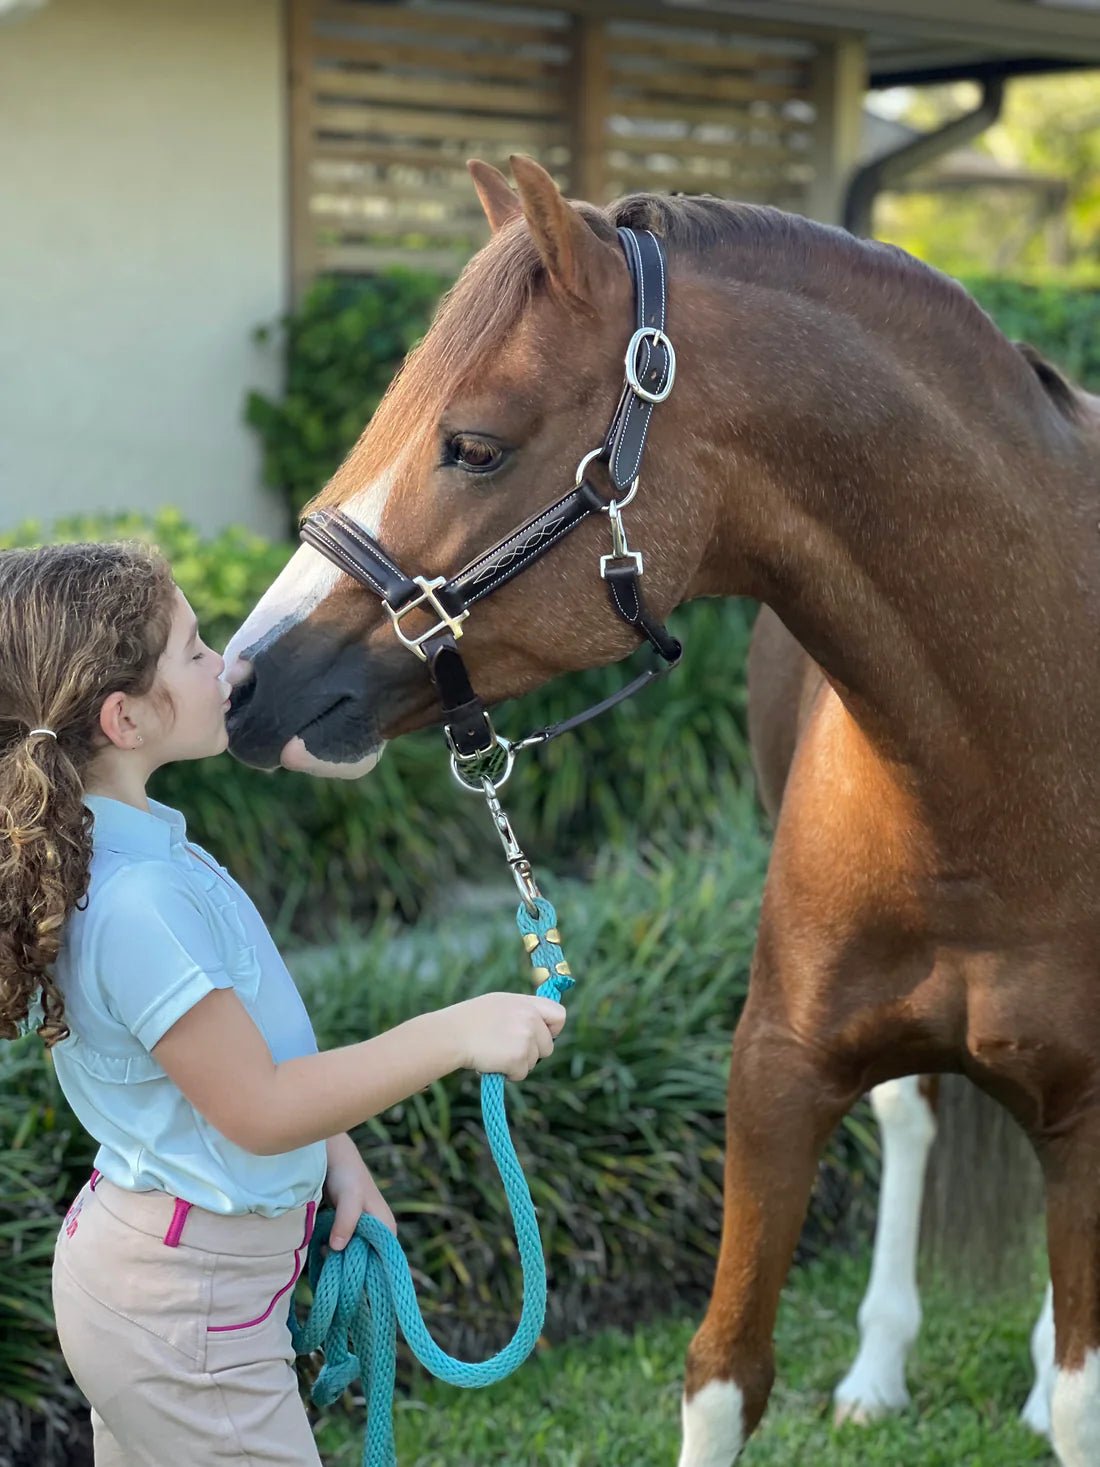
[
  {"x1": 805, "y1": 33, "x2": 866, "y2": 226},
  {"x1": 569, "y1": 15, "x2": 608, "y2": 201},
  {"x1": 288, "y1": 0, "x2": 317, "y2": 302}
]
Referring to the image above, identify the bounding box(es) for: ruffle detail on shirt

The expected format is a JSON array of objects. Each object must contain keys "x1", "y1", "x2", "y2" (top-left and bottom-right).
[
  {"x1": 183, "y1": 847, "x2": 262, "y2": 1004},
  {"x1": 56, "y1": 1028, "x2": 162, "y2": 1083}
]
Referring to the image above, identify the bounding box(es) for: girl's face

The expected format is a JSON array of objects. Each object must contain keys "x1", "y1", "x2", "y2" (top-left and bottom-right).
[{"x1": 143, "y1": 588, "x2": 232, "y2": 765}]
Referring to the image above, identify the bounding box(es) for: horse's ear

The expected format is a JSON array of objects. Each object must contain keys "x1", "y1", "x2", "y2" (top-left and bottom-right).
[
  {"x1": 509, "y1": 154, "x2": 621, "y2": 307},
  {"x1": 467, "y1": 160, "x2": 521, "y2": 234}
]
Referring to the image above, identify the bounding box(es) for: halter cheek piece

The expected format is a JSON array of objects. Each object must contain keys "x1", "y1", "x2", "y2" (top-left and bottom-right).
[{"x1": 300, "y1": 227, "x2": 681, "y2": 783}]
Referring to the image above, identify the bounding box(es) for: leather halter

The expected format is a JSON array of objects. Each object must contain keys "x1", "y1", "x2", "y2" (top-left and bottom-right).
[{"x1": 299, "y1": 227, "x2": 682, "y2": 772}]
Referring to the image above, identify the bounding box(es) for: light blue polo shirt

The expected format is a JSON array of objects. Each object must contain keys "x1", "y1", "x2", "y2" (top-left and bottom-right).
[{"x1": 50, "y1": 794, "x2": 327, "y2": 1217}]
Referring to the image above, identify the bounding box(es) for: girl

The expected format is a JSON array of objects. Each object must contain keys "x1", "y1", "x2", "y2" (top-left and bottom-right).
[{"x1": 0, "y1": 541, "x2": 566, "y2": 1465}]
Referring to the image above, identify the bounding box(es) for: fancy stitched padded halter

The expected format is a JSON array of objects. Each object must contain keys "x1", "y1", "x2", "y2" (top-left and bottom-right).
[{"x1": 299, "y1": 227, "x2": 681, "y2": 782}]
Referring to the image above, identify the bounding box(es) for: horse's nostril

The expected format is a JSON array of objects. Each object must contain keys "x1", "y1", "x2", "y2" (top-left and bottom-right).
[{"x1": 228, "y1": 675, "x2": 256, "y2": 719}]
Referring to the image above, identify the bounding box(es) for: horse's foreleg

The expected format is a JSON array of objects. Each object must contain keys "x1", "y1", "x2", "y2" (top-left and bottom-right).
[
  {"x1": 1041, "y1": 1123, "x2": 1100, "y2": 1467},
  {"x1": 678, "y1": 997, "x2": 855, "y2": 1467},
  {"x1": 1021, "y1": 1282, "x2": 1055, "y2": 1438},
  {"x1": 833, "y1": 1075, "x2": 937, "y2": 1424}
]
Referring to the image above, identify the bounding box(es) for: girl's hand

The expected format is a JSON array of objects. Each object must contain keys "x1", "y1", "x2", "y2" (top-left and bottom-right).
[
  {"x1": 323, "y1": 1133, "x2": 397, "y2": 1250},
  {"x1": 447, "y1": 992, "x2": 566, "y2": 1080}
]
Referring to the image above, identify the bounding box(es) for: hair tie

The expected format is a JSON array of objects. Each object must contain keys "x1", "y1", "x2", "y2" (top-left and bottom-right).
[{"x1": 28, "y1": 728, "x2": 58, "y2": 740}]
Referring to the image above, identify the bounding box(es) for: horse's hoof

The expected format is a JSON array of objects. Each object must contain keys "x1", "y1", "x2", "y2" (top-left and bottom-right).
[{"x1": 833, "y1": 1375, "x2": 911, "y2": 1427}]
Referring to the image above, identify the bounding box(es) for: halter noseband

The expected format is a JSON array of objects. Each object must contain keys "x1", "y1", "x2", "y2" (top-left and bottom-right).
[{"x1": 299, "y1": 227, "x2": 681, "y2": 782}]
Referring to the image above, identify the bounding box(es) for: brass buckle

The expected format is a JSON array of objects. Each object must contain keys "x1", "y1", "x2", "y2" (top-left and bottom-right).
[{"x1": 383, "y1": 576, "x2": 469, "y2": 661}]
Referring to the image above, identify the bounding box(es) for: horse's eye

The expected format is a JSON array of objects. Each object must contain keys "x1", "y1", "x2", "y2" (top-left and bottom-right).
[{"x1": 446, "y1": 435, "x2": 506, "y2": 475}]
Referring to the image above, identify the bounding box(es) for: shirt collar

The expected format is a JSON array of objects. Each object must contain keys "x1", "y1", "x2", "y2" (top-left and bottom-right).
[{"x1": 84, "y1": 794, "x2": 188, "y2": 858}]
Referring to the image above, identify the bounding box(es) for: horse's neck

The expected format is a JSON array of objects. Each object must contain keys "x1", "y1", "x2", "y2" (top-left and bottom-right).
[{"x1": 683, "y1": 267, "x2": 1100, "y2": 859}]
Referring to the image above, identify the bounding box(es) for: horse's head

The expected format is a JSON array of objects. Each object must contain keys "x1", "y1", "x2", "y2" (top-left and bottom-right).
[{"x1": 225, "y1": 158, "x2": 707, "y2": 777}]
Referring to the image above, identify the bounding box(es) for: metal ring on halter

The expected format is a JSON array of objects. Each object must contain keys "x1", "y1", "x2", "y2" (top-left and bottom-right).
[
  {"x1": 624, "y1": 327, "x2": 676, "y2": 404},
  {"x1": 572, "y1": 448, "x2": 639, "y2": 513},
  {"x1": 449, "y1": 734, "x2": 516, "y2": 794},
  {"x1": 573, "y1": 446, "x2": 604, "y2": 488}
]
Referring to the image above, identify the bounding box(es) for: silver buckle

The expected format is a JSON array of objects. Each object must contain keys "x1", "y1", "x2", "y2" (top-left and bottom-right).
[
  {"x1": 624, "y1": 327, "x2": 676, "y2": 404},
  {"x1": 383, "y1": 576, "x2": 469, "y2": 661}
]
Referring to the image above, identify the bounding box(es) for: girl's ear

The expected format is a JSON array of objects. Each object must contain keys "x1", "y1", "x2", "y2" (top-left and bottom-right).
[{"x1": 98, "y1": 692, "x2": 142, "y2": 751}]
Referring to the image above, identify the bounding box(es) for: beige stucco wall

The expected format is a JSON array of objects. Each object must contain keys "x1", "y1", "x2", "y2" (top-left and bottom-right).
[{"x1": 0, "y1": 0, "x2": 288, "y2": 538}]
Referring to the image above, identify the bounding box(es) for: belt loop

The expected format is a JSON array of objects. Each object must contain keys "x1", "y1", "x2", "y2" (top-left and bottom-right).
[
  {"x1": 89, "y1": 1167, "x2": 101, "y2": 1191},
  {"x1": 163, "y1": 1198, "x2": 193, "y2": 1248}
]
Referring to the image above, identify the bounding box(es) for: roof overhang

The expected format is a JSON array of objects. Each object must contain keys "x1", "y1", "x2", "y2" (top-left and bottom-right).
[{"x1": 660, "y1": 1, "x2": 1100, "y2": 83}]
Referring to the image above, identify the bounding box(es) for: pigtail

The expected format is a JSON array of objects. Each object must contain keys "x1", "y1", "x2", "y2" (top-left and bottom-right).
[{"x1": 0, "y1": 730, "x2": 93, "y2": 1045}]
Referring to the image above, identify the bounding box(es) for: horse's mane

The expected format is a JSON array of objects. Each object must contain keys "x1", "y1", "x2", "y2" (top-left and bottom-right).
[
  {"x1": 611, "y1": 193, "x2": 1085, "y2": 421},
  {"x1": 314, "y1": 190, "x2": 1082, "y2": 507}
]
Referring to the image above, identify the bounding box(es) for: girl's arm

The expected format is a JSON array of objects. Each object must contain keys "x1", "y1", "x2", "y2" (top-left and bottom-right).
[{"x1": 153, "y1": 983, "x2": 562, "y2": 1155}]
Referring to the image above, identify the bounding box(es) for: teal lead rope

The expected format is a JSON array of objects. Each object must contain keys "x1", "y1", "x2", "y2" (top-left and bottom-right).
[{"x1": 289, "y1": 896, "x2": 576, "y2": 1467}]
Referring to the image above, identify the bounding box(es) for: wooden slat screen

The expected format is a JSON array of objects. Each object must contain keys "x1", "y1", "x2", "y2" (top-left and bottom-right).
[
  {"x1": 290, "y1": 1, "x2": 823, "y2": 289},
  {"x1": 603, "y1": 19, "x2": 817, "y2": 207}
]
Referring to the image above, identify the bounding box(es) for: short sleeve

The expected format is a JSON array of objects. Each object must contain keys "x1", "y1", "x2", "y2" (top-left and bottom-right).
[{"x1": 87, "y1": 865, "x2": 235, "y2": 1051}]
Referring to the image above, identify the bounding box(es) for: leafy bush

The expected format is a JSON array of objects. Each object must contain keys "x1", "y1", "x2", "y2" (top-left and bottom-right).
[
  {"x1": 0, "y1": 511, "x2": 492, "y2": 937},
  {"x1": 964, "y1": 276, "x2": 1100, "y2": 389},
  {"x1": 0, "y1": 512, "x2": 756, "y2": 938},
  {"x1": 2, "y1": 818, "x2": 877, "y2": 1406},
  {"x1": 0, "y1": 1044, "x2": 94, "y2": 1467},
  {"x1": 294, "y1": 815, "x2": 878, "y2": 1363},
  {"x1": 244, "y1": 270, "x2": 1100, "y2": 536},
  {"x1": 245, "y1": 271, "x2": 447, "y2": 526}
]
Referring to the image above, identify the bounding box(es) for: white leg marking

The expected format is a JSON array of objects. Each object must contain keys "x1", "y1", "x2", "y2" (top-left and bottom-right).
[
  {"x1": 222, "y1": 470, "x2": 395, "y2": 669},
  {"x1": 834, "y1": 1077, "x2": 936, "y2": 1425},
  {"x1": 1021, "y1": 1283, "x2": 1055, "y2": 1439},
  {"x1": 678, "y1": 1380, "x2": 745, "y2": 1467},
  {"x1": 1051, "y1": 1349, "x2": 1100, "y2": 1467}
]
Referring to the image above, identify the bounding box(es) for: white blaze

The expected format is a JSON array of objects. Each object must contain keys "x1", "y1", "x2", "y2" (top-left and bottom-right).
[
  {"x1": 222, "y1": 470, "x2": 396, "y2": 779},
  {"x1": 222, "y1": 469, "x2": 396, "y2": 674}
]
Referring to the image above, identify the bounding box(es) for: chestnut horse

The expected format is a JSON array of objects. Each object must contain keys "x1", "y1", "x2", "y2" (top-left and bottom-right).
[{"x1": 223, "y1": 157, "x2": 1100, "y2": 1465}]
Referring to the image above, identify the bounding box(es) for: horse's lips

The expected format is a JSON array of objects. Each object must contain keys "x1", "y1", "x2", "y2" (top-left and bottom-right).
[{"x1": 279, "y1": 734, "x2": 385, "y2": 780}]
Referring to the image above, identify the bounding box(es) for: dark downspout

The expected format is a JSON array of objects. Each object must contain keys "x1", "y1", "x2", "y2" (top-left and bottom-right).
[{"x1": 843, "y1": 77, "x2": 1006, "y2": 238}]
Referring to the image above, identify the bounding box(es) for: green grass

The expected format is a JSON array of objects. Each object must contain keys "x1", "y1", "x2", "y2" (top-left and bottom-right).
[{"x1": 314, "y1": 1250, "x2": 1053, "y2": 1466}]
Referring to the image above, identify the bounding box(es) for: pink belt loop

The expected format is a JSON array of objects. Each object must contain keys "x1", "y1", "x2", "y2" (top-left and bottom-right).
[
  {"x1": 89, "y1": 1167, "x2": 101, "y2": 1190},
  {"x1": 162, "y1": 1198, "x2": 193, "y2": 1247},
  {"x1": 304, "y1": 1199, "x2": 317, "y2": 1248}
]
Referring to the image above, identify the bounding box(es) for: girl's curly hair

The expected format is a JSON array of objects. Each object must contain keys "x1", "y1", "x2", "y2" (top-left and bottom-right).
[{"x1": 0, "y1": 542, "x2": 176, "y2": 1046}]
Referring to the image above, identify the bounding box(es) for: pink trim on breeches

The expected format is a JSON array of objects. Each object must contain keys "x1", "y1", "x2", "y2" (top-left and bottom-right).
[{"x1": 206, "y1": 1200, "x2": 317, "y2": 1333}]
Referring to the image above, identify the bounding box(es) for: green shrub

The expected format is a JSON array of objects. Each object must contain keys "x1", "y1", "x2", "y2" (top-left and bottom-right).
[
  {"x1": 245, "y1": 271, "x2": 447, "y2": 526},
  {"x1": 2, "y1": 819, "x2": 877, "y2": 1395},
  {"x1": 964, "y1": 276, "x2": 1100, "y2": 389},
  {"x1": 1, "y1": 512, "x2": 757, "y2": 937},
  {"x1": 294, "y1": 816, "x2": 878, "y2": 1363},
  {"x1": 244, "y1": 271, "x2": 1100, "y2": 536},
  {"x1": 0, "y1": 1043, "x2": 93, "y2": 1463},
  {"x1": 0, "y1": 511, "x2": 490, "y2": 937}
]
